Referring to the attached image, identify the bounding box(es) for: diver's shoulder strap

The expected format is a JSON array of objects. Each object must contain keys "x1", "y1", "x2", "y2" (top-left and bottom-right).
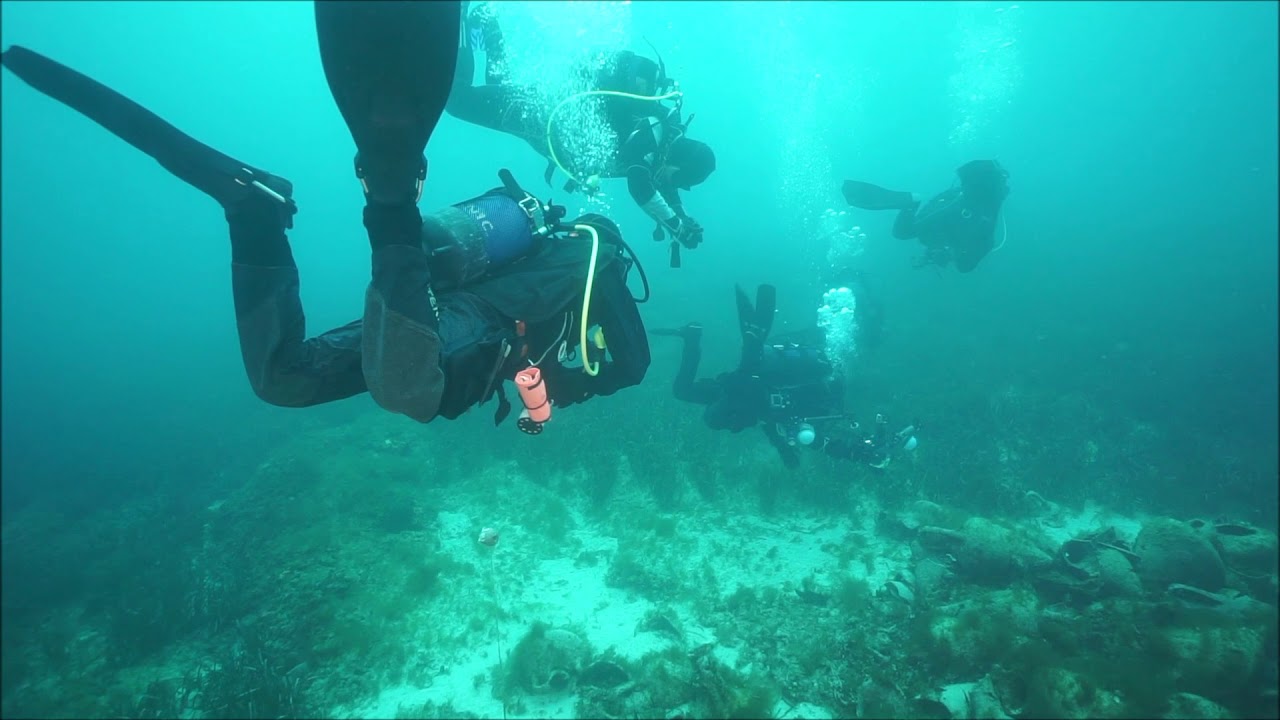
[{"x1": 497, "y1": 168, "x2": 567, "y2": 237}]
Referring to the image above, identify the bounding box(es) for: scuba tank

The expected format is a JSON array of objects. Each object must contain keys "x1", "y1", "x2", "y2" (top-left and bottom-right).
[{"x1": 420, "y1": 169, "x2": 566, "y2": 291}]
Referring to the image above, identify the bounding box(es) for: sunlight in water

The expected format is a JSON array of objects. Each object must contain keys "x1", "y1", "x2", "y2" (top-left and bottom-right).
[{"x1": 948, "y1": 3, "x2": 1024, "y2": 148}]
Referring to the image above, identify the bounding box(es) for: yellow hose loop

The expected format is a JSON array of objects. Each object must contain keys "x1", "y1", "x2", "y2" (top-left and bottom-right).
[{"x1": 546, "y1": 89, "x2": 684, "y2": 186}]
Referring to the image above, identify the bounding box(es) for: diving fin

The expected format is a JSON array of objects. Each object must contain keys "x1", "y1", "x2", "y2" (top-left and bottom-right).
[
  {"x1": 737, "y1": 284, "x2": 776, "y2": 341},
  {"x1": 315, "y1": 1, "x2": 461, "y2": 205},
  {"x1": 735, "y1": 284, "x2": 754, "y2": 334},
  {"x1": 842, "y1": 180, "x2": 917, "y2": 211},
  {"x1": 0, "y1": 45, "x2": 293, "y2": 218},
  {"x1": 753, "y1": 284, "x2": 776, "y2": 339},
  {"x1": 734, "y1": 284, "x2": 774, "y2": 374}
]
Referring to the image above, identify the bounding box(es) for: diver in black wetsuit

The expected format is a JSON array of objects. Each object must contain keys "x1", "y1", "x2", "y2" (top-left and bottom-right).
[
  {"x1": 447, "y1": 2, "x2": 716, "y2": 268},
  {"x1": 0, "y1": 2, "x2": 650, "y2": 434},
  {"x1": 651, "y1": 285, "x2": 916, "y2": 469},
  {"x1": 843, "y1": 160, "x2": 1010, "y2": 273}
]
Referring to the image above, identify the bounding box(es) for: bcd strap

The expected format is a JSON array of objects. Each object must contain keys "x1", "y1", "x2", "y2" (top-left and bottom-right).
[{"x1": 499, "y1": 168, "x2": 566, "y2": 236}]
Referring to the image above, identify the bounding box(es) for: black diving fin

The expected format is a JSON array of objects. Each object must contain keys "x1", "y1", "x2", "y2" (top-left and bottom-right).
[
  {"x1": 752, "y1": 284, "x2": 776, "y2": 339},
  {"x1": 0, "y1": 45, "x2": 293, "y2": 218},
  {"x1": 315, "y1": 1, "x2": 460, "y2": 205},
  {"x1": 842, "y1": 180, "x2": 918, "y2": 211},
  {"x1": 735, "y1": 283, "x2": 776, "y2": 372}
]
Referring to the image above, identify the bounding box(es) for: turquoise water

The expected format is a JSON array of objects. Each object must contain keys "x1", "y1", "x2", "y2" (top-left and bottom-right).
[{"x1": 2, "y1": 2, "x2": 1276, "y2": 718}]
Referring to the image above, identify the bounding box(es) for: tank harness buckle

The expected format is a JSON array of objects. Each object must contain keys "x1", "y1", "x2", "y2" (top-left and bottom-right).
[
  {"x1": 499, "y1": 167, "x2": 568, "y2": 238},
  {"x1": 518, "y1": 194, "x2": 545, "y2": 224}
]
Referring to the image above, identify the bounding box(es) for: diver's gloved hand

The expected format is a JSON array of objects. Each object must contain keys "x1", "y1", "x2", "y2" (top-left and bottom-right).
[
  {"x1": 670, "y1": 215, "x2": 703, "y2": 249},
  {"x1": 355, "y1": 151, "x2": 427, "y2": 206}
]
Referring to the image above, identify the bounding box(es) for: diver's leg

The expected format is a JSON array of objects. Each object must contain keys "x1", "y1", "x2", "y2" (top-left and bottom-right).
[
  {"x1": 360, "y1": 203, "x2": 447, "y2": 423},
  {"x1": 448, "y1": 4, "x2": 547, "y2": 149},
  {"x1": 463, "y1": 1, "x2": 508, "y2": 84},
  {"x1": 673, "y1": 324, "x2": 704, "y2": 400},
  {"x1": 651, "y1": 323, "x2": 718, "y2": 404},
  {"x1": 446, "y1": 42, "x2": 538, "y2": 142},
  {"x1": 231, "y1": 196, "x2": 368, "y2": 407},
  {"x1": 667, "y1": 324, "x2": 721, "y2": 405},
  {"x1": 316, "y1": 1, "x2": 457, "y2": 422},
  {"x1": 446, "y1": 81, "x2": 533, "y2": 136}
]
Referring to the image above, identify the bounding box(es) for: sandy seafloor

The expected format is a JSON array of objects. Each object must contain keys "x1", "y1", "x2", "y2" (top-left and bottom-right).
[{"x1": 335, "y1": 489, "x2": 1144, "y2": 719}]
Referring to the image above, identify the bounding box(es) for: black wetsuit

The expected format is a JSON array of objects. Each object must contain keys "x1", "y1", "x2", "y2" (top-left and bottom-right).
[
  {"x1": 892, "y1": 188, "x2": 1002, "y2": 273},
  {"x1": 448, "y1": 30, "x2": 690, "y2": 234},
  {"x1": 670, "y1": 331, "x2": 883, "y2": 468},
  {"x1": 233, "y1": 201, "x2": 650, "y2": 424}
]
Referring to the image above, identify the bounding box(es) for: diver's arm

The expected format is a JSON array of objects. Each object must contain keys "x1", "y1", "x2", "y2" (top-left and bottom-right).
[
  {"x1": 627, "y1": 164, "x2": 677, "y2": 228},
  {"x1": 626, "y1": 165, "x2": 682, "y2": 232},
  {"x1": 621, "y1": 126, "x2": 682, "y2": 231},
  {"x1": 659, "y1": 184, "x2": 685, "y2": 218}
]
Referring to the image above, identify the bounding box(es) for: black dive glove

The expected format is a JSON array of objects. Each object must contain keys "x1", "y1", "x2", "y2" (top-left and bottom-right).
[
  {"x1": 673, "y1": 215, "x2": 704, "y2": 249},
  {"x1": 652, "y1": 215, "x2": 703, "y2": 249}
]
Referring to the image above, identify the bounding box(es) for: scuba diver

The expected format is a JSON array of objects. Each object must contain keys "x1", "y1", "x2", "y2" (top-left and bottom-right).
[
  {"x1": 651, "y1": 285, "x2": 916, "y2": 469},
  {"x1": 842, "y1": 160, "x2": 1010, "y2": 273},
  {"x1": 0, "y1": 2, "x2": 651, "y2": 435},
  {"x1": 447, "y1": 2, "x2": 716, "y2": 269}
]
